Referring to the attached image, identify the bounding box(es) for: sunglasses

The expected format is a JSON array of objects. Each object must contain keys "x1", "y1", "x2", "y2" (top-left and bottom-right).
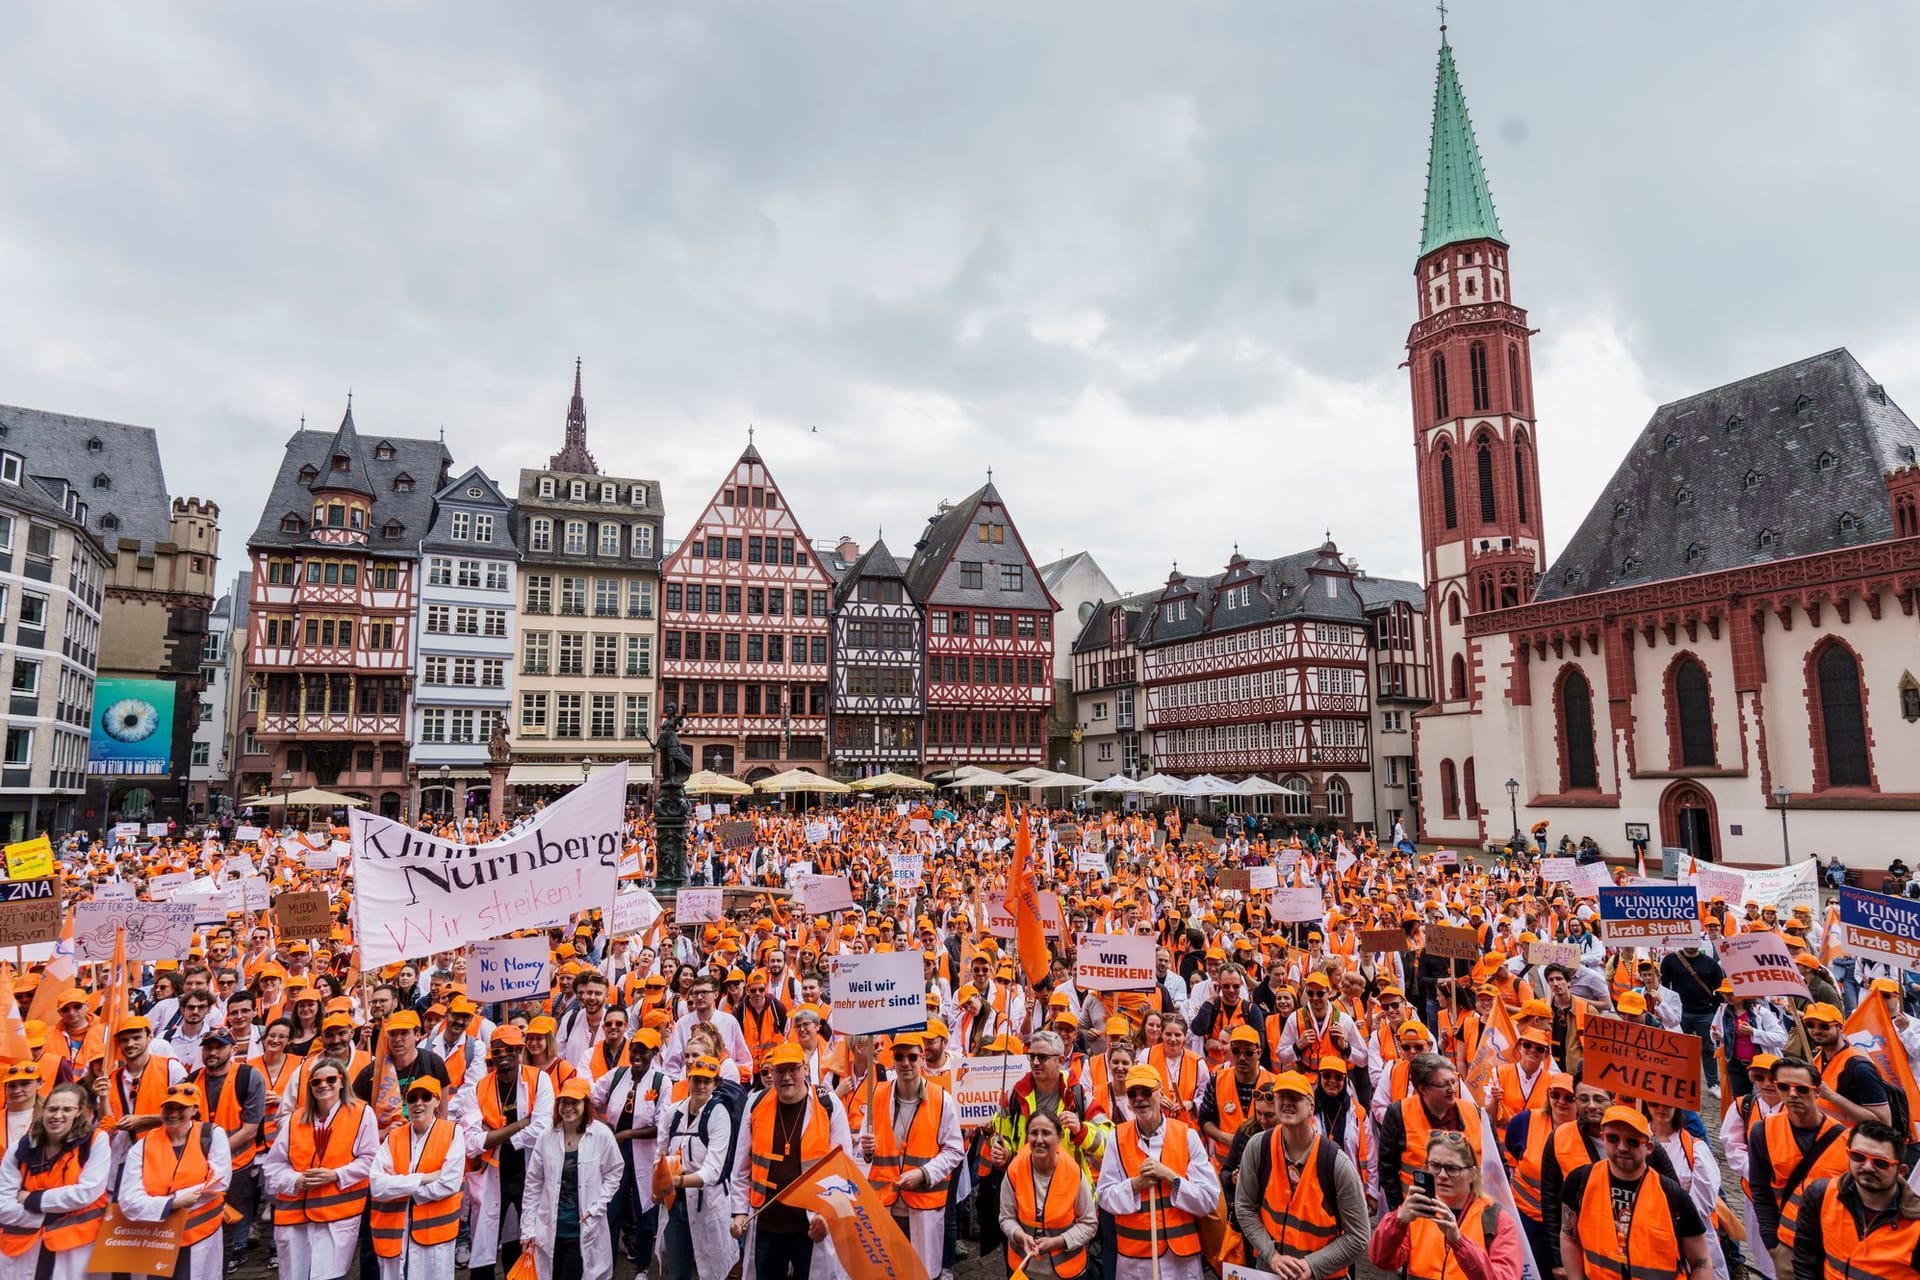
[
  {"x1": 1601, "y1": 1133, "x2": 1644, "y2": 1150},
  {"x1": 1779, "y1": 1083, "x2": 1817, "y2": 1097},
  {"x1": 892, "y1": 1052, "x2": 922, "y2": 1063},
  {"x1": 1849, "y1": 1151, "x2": 1900, "y2": 1172},
  {"x1": 1125, "y1": 1089, "x2": 1156, "y2": 1102},
  {"x1": 1230, "y1": 1046, "x2": 1258, "y2": 1056},
  {"x1": 311, "y1": 1076, "x2": 343, "y2": 1088}
]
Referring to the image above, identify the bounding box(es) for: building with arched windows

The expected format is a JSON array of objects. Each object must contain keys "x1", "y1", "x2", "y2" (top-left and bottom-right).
[{"x1": 1408, "y1": 33, "x2": 1920, "y2": 866}]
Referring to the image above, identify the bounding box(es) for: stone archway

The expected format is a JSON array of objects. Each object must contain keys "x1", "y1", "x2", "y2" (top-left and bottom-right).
[{"x1": 1659, "y1": 780, "x2": 1718, "y2": 863}]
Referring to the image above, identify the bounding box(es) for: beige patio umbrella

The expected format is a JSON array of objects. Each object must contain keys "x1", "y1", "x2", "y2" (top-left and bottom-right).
[
  {"x1": 753, "y1": 768, "x2": 852, "y2": 794},
  {"x1": 847, "y1": 772, "x2": 935, "y2": 792},
  {"x1": 685, "y1": 770, "x2": 754, "y2": 795},
  {"x1": 284, "y1": 788, "x2": 368, "y2": 808}
]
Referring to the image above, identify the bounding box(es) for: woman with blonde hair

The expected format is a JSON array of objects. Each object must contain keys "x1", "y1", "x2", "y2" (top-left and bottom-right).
[
  {"x1": 1366, "y1": 1131, "x2": 1525, "y2": 1280},
  {"x1": 0, "y1": 1082, "x2": 111, "y2": 1279},
  {"x1": 522, "y1": 1077, "x2": 624, "y2": 1280},
  {"x1": 262, "y1": 1054, "x2": 378, "y2": 1280}
]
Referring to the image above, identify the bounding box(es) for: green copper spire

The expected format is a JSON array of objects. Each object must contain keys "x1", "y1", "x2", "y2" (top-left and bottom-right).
[{"x1": 1420, "y1": 35, "x2": 1506, "y2": 257}]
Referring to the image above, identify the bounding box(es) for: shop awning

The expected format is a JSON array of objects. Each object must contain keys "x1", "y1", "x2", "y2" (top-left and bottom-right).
[{"x1": 505, "y1": 761, "x2": 654, "y2": 786}]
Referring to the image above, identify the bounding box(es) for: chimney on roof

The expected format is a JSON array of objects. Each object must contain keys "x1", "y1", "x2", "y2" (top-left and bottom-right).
[{"x1": 836, "y1": 536, "x2": 861, "y2": 562}]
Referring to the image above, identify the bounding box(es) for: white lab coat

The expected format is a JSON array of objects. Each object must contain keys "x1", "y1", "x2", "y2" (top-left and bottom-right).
[
  {"x1": 462, "y1": 1068, "x2": 555, "y2": 1267},
  {"x1": 367, "y1": 1118, "x2": 477, "y2": 1280},
  {"x1": 729, "y1": 1087, "x2": 853, "y2": 1280},
  {"x1": 0, "y1": 1130, "x2": 112, "y2": 1280},
  {"x1": 522, "y1": 1120, "x2": 625, "y2": 1280},
  {"x1": 260, "y1": 1099, "x2": 378, "y2": 1280},
  {"x1": 594, "y1": 1063, "x2": 670, "y2": 1211},
  {"x1": 120, "y1": 1125, "x2": 233, "y2": 1280},
  {"x1": 1094, "y1": 1118, "x2": 1222, "y2": 1280},
  {"x1": 855, "y1": 1084, "x2": 965, "y2": 1280},
  {"x1": 658, "y1": 1096, "x2": 737, "y2": 1280}
]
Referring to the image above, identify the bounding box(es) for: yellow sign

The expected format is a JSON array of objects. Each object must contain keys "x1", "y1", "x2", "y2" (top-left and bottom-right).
[{"x1": 2, "y1": 836, "x2": 51, "y2": 882}]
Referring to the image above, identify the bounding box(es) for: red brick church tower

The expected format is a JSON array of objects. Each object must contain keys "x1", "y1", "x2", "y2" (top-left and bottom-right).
[{"x1": 1407, "y1": 29, "x2": 1546, "y2": 711}]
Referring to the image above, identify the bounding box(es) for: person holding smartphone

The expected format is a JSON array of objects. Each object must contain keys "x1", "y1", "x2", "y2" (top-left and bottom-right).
[{"x1": 1368, "y1": 1131, "x2": 1526, "y2": 1280}]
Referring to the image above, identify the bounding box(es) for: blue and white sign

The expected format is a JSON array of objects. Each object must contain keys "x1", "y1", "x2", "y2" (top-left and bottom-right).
[
  {"x1": 469, "y1": 935, "x2": 553, "y2": 1002},
  {"x1": 1596, "y1": 884, "x2": 1701, "y2": 947},
  {"x1": 1840, "y1": 887, "x2": 1920, "y2": 968}
]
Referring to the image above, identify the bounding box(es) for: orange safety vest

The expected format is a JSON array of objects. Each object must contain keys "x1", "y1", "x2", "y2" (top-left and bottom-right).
[
  {"x1": 193, "y1": 1064, "x2": 260, "y2": 1170},
  {"x1": 587, "y1": 1039, "x2": 626, "y2": 1082},
  {"x1": 1403, "y1": 1197, "x2": 1500, "y2": 1280},
  {"x1": 105, "y1": 1056, "x2": 172, "y2": 1126},
  {"x1": 867, "y1": 1082, "x2": 950, "y2": 1211},
  {"x1": 1576, "y1": 1161, "x2": 1682, "y2": 1280},
  {"x1": 1114, "y1": 1120, "x2": 1199, "y2": 1258},
  {"x1": 274, "y1": 1100, "x2": 370, "y2": 1225},
  {"x1": 1511, "y1": 1114, "x2": 1553, "y2": 1223},
  {"x1": 1257, "y1": 1131, "x2": 1349, "y2": 1279},
  {"x1": 536, "y1": 1056, "x2": 579, "y2": 1091},
  {"x1": 747, "y1": 1087, "x2": 831, "y2": 1208},
  {"x1": 249, "y1": 1053, "x2": 301, "y2": 1150},
  {"x1": 1763, "y1": 1110, "x2": 1848, "y2": 1249},
  {"x1": 0, "y1": 1137, "x2": 106, "y2": 1256},
  {"x1": 1493, "y1": 1063, "x2": 1550, "y2": 1130},
  {"x1": 1816, "y1": 1174, "x2": 1920, "y2": 1280},
  {"x1": 1210, "y1": 1069, "x2": 1273, "y2": 1159},
  {"x1": 1394, "y1": 1096, "x2": 1485, "y2": 1192},
  {"x1": 369, "y1": 1119, "x2": 463, "y2": 1258},
  {"x1": 1816, "y1": 1048, "x2": 1876, "y2": 1128},
  {"x1": 739, "y1": 1001, "x2": 783, "y2": 1069},
  {"x1": 1005, "y1": 1147, "x2": 1088, "y2": 1278},
  {"x1": 1289, "y1": 1008, "x2": 1345, "y2": 1070},
  {"x1": 144, "y1": 1124, "x2": 226, "y2": 1247}
]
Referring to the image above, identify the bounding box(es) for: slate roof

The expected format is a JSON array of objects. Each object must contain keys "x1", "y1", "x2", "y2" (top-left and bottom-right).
[
  {"x1": 423, "y1": 466, "x2": 520, "y2": 558},
  {"x1": 1137, "y1": 540, "x2": 1424, "y2": 648},
  {"x1": 831, "y1": 536, "x2": 908, "y2": 607},
  {"x1": 903, "y1": 482, "x2": 1060, "y2": 611},
  {"x1": 247, "y1": 408, "x2": 451, "y2": 553},
  {"x1": 1069, "y1": 591, "x2": 1156, "y2": 655},
  {"x1": 0, "y1": 403, "x2": 176, "y2": 552},
  {"x1": 1535, "y1": 348, "x2": 1920, "y2": 601},
  {"x1": 1420, "y1": 37, "x2": 1506, "y2": 257},
  {"x1": 1039, "y1": 551, "x2": 1096, "y2": 592}
]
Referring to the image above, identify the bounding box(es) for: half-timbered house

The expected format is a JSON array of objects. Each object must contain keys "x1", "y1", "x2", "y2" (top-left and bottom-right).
[
  {"x1": 659, "y1": 443, "x2": 835, "y2": 777},
  {"x1": 245, "y1": 406, "x2": 449, "y2": 817},
  {"x1": 904, "y1": 482, "x2": 1058, "y2": 772},
  {"x1": 827, "y1": 538, "x2": 925, "y2": 776}
]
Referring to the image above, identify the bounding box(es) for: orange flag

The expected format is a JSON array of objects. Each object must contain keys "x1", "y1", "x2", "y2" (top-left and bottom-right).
[
  {"x1": 84, "y1": 927, "x2": 129, "y2": 1078},
  {"x1": 1843, "y1": 989, "x2": 1920, "y2": 1141},
  {"x1": 1005, "y1": 800, "x2": 1050, "y2": 986},
  {"x1": 370, "y1": 1021, "x2": 403, "y2": 1128},
  {"x1": 26, "y1": 913, "x2": 76, "y2": 1028},
  {"x1": 773, "y1": 1146, "x2": 929, "y2": 1280},
  {"x1": 0, "y1": 966, "x2": 29, "y2": 1062}
]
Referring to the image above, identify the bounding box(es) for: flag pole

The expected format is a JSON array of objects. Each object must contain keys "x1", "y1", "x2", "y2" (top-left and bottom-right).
[{"x1": 1148, "y1": 1183, "x2": 1161, "y2": 1280}]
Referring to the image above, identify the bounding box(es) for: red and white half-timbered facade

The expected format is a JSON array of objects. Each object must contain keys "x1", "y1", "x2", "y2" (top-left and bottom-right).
[
  {"x1": 241, "y1": 407, "x2": 449, "y2": 817},
  {"x1": 904, "y1": 482, "x2": 1057, "y2": 771},
  {"x1": 659, "y1": 444, "x2": 834, "y2": 777}
]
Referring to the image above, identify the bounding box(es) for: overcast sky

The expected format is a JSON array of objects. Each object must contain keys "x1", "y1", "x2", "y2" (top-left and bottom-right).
[{"x1": 4, "y1": 3, "x2": 1918, "y2": 600}]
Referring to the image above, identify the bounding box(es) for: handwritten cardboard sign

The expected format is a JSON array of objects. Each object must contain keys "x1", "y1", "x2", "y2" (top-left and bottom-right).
[
  {"x1": 1359, "y1": 928, "x2": 1408, "y2": 953},
  {"x1": 0, "y1": 877, "x2": 61, "y2": 946},
  {"x1": 675, "y1": 887, "x2": 724, "y2": 925},
  {"x1": 1423, "y1": 924, "x2": 1482, "y2": 962},
  {"x1": 273, "y1": 890, "x2": 334, "y2": 940},
  {"x1": 1527, "y1": 941, "x2": 1584, "y2": 969},
  {"x1": 1581, "y1": 1015, "x2": 1702, "y2": 1110},
  {"x1": 719, "y1": 821, "x2": 758, "y2": 850}
]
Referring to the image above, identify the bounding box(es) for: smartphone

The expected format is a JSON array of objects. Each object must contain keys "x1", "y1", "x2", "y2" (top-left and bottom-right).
[{"x1": 1413, "y1": 1170, "x2": 1436, "y2": 1199}]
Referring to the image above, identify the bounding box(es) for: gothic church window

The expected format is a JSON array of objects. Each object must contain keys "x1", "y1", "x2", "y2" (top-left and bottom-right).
[{"x1": 1814, "y1": 642, "x2": 1871, "y2": 788}]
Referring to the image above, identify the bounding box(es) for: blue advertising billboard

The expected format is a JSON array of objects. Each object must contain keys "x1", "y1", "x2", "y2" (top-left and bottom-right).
[{"x1": 87, "y1": 678, "x2": 175, "y2": 775}]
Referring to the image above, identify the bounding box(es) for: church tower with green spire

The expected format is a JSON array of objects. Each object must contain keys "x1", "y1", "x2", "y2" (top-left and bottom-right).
[{"x1": 1407, "y1": 28, "x2": 1544, "y2": 715}]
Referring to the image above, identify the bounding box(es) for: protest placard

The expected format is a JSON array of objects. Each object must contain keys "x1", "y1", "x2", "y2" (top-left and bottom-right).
[
  {"x1": 612, "y1": 888, "x2": 662, "y2": 938},
  {"x1": 804, "y1": 822, "x2": 830, "y2": 844},
  {"x1": 908, "y1": 818, "x2": 930, "y2": 834},
  {"x1": 74, "y1": 902, "x2": 196, "y2": 962},
  {"x1": 274, "y1": 891, "x2": 334, "y2": 940},
  {"x1": 1718, "y1": 931, "x2": 1812, "y2": 1000},
  {"x1": 1581, "y1": 1016, "x2": 1702, "y2": 1110},
  {"x1": 1840, "y1": 887, "x2": 1920, "y2": 969},
  {"x1": 235, "y1": 825, "x2": 263, "y2": 842},
  {"x1": 986, "y1": 890, "x2": 1065, "y2": 939},
  {"x1": 2, "y1": 837, "x2": 52, "y2": 881},
  {"x1": 1249, "y1": 865, "x2": 1281, "y2": 892},
  {"x1": 1359, "y1": 928, "x2": 1408, "y2": 953},
  {"x1": 1527, "y1": 941, "x2": 1584, "y2": 969},
  {"x1": 719, "y1": 821, "x2": 757, "y2": 851},
  {"x1": 1569, "y1": 861, "x2": 1612, "y2": 899},
  {"x1": 889, "y1": 853, "x2": 924, "y2": 890},
  {"x1": 1216, "y1": 869, "x2": 1251, "y2": 891},
  {"x1": 1539, "y1": 857, "x2": 1576, "y2": 883},
  {"x1": 0, "y1": 878, "x2": 60, "y2": 946},
  {"x1": 1074, "y1": 933, "x2": 1157, "y2": 992},
  {"x1": 1597, "y1": 885, "x2": 1701, "y2": 946},
  {"x1": 1271, "y1": 887, "x2": 1323, "y2": 923},
  {"x1": 675, "y1": 887, "x2": 724, "y2": 925},
  {"x1": 470, "y1": 935, "x2": 553, "y2": 1002},
  {"x1": 304, "y1": 850, "x2": 340, "y2": 872},
  {"x1": 1074, "y1": 846, "x2": 1108, "y2": 876},
  {"x1": 1431, "y1": 850, "x2": 1460, "y2": 869},
  {"x1": 1691, "y1": 859, "x2": 1818, "y2": 915},
  {"x1": 144, "y1": 823, "x2": 169, "y2": 839},
  {"x1": 93, "y1": 882, "x2": 135, "y2": 902},
  {"x1": 1224, "y1": 1266, "x2": 1283, "y2": 1280},
  {"x1": 953, "y1": 1055, "x2": 1028, "y2": 1130},
  {"x1": 238, "y1": 876, "x2": 271, "y2": 911},
  {"x1": 349, "y1": 765, "x2": 627, "y2": 967},
  {"x1": 1423, "y1": 925, "x2": 1482, "y2": 961},
  {"x1": 694, "y1": 804, "x2": 713, "y2": 822},
  {"x1": 795, "y1": 874, "x2": 856, "y2": 915},
  {"x1": 827, "y1": 951, "x2": 926, "y2": 1035},
  {"x1": 148, "y1": 871, "x2": 193, "y2": 899}
]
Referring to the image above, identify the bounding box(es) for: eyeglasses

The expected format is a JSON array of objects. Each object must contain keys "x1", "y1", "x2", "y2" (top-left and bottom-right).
[
  {"x1": 1230, "y1": 1045, "x2": 1258, "y2": 1056},
  {"x1": 1029, "y1": 1053, "x2": 1058, "y2": 1063},
  {"x1": 1420, "y1": 1079, "x2": 1458, "y2": 1092},
  {"x1": 1549, "y1": 1092, "x2": 1575, "y2": 1105},
  {"x1": 1601, "y1": 1133, "x2": 1644, "y2": 1151},
  {"x1": 1849, "y1": 1151, "x2": 1900, "y2": 1171},
  {"x1": 1779, "y1": 1083, "x2": 1817, "y2": 1097},
  {"x1": 1427, "y1": 1163, "x2": 1471, "y2": 1177}
]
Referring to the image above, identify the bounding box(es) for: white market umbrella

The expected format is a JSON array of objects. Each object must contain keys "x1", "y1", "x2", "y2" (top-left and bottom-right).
[{"x1": 753, "y1": 769, "x2": 852, "y2": 794}]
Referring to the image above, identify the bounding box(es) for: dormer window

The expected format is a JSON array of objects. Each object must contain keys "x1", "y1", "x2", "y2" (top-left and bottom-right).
[
  {"x1": 1902, "y1": 445, "x2": 1918, "y2": 464},
  {"x1": 381, "y1": 519, "x2": 404, "y2": 538},
  {"x1": 1661, "y1": 433, "x2": 1680, "y2": 452},
  {"x1": 1743, "y1": 469, "x2": 1765, "y2": 491},
  {"x1": 280, "y1": 513, "x2": 304, "y2": 533},
  {"x1": 331, "y1": 453, "x2": 351, "y2": 473},
  {"x1": 393, "y1": 473, "x2": 414, "y2": 492},
  {"x1": 86, "y1": 437, "x2": 102, "y2": 453},
  {"x1": 1816, "y1": 450, "x2": 1836, "y2": 472},
  {"x1": 1838, "y1": 511, "x2": 1859, "y2": 534},
  {"x1": 100, "y1": 513, "x2": 120, "y2": 531},
  {"x1": 92, "y1": 473, "x2": 111, "y2": 490},
  {"x1": 630, "y1": 484, "x2": 649, "y2": 506},
  {"x1": 1757, "y1": 528, "x2": 1778, "y2": 549},
  {"x1": 1685, "y1": 542, "x2": 1706, "y2": 564},
  {"x1": 1674, "y1": 485, "x2": 1693, "y2": 507},
  {"x1": 538, "y1": 477, "x2": 555, "y2": 498},
  {"x1": 1614, "y1": 500, "x2": 1631, "y2": 519},
  {"x1": 298, "y1": 464, "x2": 319, "y2": 484},
  {"x1": 1794, "y1": 394, "x2": 1812, "y2": 415},
  {"x1": 569, "y1": 481, "x2": 586, "y2": 501},
  {"x1": 1725, "y1": 415, "x2": 1744, "y2": 432},
  {"x1": 374, "y1": 441, "x2": 396, "y2": 460},
  {"x1": 600, "y1": 483, "x2": 616, "y2": 503},
  {"x1": 1622, "y1": 555, "x2": 1640, "y2": 574}
]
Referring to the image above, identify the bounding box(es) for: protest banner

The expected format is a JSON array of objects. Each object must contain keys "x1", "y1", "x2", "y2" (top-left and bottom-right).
[
  {"x1": 349, "y1": 764, "x2": 627, "y2": 967},
  {"x1": 1424, "y1": 925, "x2": 1482, "y2": 961},
  {"x1": 0, "y1": 877, "x2": 60, "y2": 947},
  {"x1": 719, "y1": 821, "x2": 757, "y2": 851},
  {"x1": 93, "y1": 882, "x2": 135, "y2": 902},
  {"x1": 1216, "y1": 869, "x2": 1251, "y2": 892},
  {"x1": 470, "y1": 935, "x2": 553, "y2": 1002},
  {"x1": 148, "y1": 871, "x2": 193, "y2": 899},
  {"x1": 1581, "y1": 1016, "x2": 1702, "y2": 1110},
  {"x1": 1691, "y1": 859, "x2": 1818, "y2": 915},
  {"x1": 889, "y1": 852, "x2": 924, "y2": 890},
  {"x1": 1248, "y1": 865, "x2": 1280, "y2": 892},
  {"x1": 273, "y1": 891, "x2": 334, "y2": 940},
  {"x1": 795, "y1": 874, "x2": 856, "y2": 915},
  {"x1": 73, "y1": 902, "x2": 195, "y2": 963},
  {"x1": 1073, "y1": 933, "x2": 1157, "y2": 992},
  {"x1": 1359, "y1": 928, "x2": 1408, "y2": 953},
  {"x1": 235, "y1": 825, "x2": 263, "y2": 842},
  {"x1": 675, "y1": 887, "x2": 724, "y2": 925},
  {"x1": 1840, "y1": 887, "x2": 1920, "y2": 968},
  {"x1": 953, "y1": 1055, "x2": 1028, "y2": 1129},
  {"x1": 2, "y1": 837, "x2": 52, "y2": 882},
  {"x1": 1718, "y1": 931, "x2": 1812, "y2": 1000},
  {"x1": 1527, "y1": 941, "x2": 1583, "y2": 969},
  {"x1": 986, "y1": 890, "x2": 1064, "y2": 939},
  {"x1": 1074, "y1": 846, "x2": 1108, "y2": 876},
  {"x1": 1539, "y1": 857, "x2": 1576, "y2": 883},
  {"x1": 804, "y1": 822, "x2": 830, "y2": 844},
  {"x1": 1597, "y1": 885, "x2": 1701, "y2": 946},
  {"x1": 612, "y1": 888, "x2": 662, "y2": 938},
  {"x1": 1271, "y1": 887, "x2": 1323, "y2": 923},
  {"x1": 1569, "y1": 861, "x2": 1612, "y2": 899},
  {"x1": 144, "y1": 823, "x2": 169, "y2": 839},
  {"x1": 827, "y1": 951, "x2": 926, "y2": 1035}
]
